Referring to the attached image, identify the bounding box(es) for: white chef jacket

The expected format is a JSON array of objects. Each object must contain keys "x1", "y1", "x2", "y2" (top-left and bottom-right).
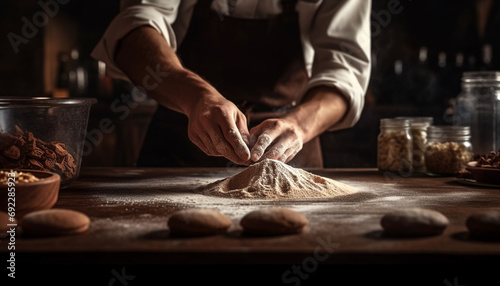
[{"x1": 91, "y1": 0, "x2": 371, "y2": 131}]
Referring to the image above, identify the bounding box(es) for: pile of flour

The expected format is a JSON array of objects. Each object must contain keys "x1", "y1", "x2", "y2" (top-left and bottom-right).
[{"x1": 200, "y1": 159, "x2": 358, "y2": 199}]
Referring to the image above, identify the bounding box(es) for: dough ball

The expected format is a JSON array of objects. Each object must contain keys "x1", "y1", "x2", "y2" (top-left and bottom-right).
[
  {"x1": 240, "y1": 207, "x2": 308, "y2": 236},
  {"x1": 21, "y1": 209, "x2": 90, "y2": 236},
  {"x1": 167, "y1": 209, "x2": 232, "y2": 237},
  {"x1": 381, "y1": 208, "x2": 449, "y2": 237},
  {"x1": 466, "y1": 210, "x2": 500, "y2": 238},
  {"x1": 1, "y1": 211, "x2": 16, "y2": 234}
]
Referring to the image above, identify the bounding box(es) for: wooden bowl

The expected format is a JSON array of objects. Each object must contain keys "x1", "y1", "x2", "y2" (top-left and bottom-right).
[
  {"x1": 465, "y1": 166, "x2": 500, "y2": 185},
  {"x1": 0, "y1": 169, "x2": 61, "y2": 218}
]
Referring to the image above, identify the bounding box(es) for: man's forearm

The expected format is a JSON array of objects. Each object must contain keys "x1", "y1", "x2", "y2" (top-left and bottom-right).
[
  {"x1": 284, "y1": 86, "x2": 348, "y2": 143},
  {"x1": 114, "y1": 26, "x2": 252, "y2": 164},
  {"x1": 114, "y1": 26, "x2": 221, "y2": 115}
]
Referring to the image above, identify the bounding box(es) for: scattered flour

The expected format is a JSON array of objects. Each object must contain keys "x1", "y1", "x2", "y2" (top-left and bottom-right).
[{"x1": 199, "y1": 159, "x2": 359, "y2": 200}]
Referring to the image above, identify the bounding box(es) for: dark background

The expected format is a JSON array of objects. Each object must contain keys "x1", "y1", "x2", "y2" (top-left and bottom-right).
[{"x1": 1, "y1": 0, "x2": 498, "y2": 167}]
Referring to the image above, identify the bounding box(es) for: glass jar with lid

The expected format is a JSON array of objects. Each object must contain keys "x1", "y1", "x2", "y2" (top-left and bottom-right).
[
  {"x1": 377, "y1": 118, "x2": 413, "y2": 173},
  {"x1": 395, "y1": 117, "x2": 434, "y2": 172},
  {"x1": 454, "y1": 71, "x2": 500, "y2": 156},
  {"x1": 424, "y1": 125, "x2": 473, "y2": 175}
]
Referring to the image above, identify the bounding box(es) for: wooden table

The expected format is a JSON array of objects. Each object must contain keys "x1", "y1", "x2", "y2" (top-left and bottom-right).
[{"x1": 7, "y1": 167, "x2": 500, "y2": 284}]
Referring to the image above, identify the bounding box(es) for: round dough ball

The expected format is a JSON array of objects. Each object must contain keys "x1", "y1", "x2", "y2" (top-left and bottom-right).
[
  {"x1": 381, "y1": 208, "x2": 449, "y2": 237},
  {"x1": 240, "y1": 207, "x2": 308, "y2": 236},
  {"x1": 1, "y1": 211, "x2": 16, "y2": 234},
  {"x1": 167, "y1": 209, "x2": 232, "y2": 237},
  {"x1": 466, "y1": 210, "x2": 500, "y2": 238},
  {"x1": 21, "y1": 209, "x2": 90, "y2": 236}
]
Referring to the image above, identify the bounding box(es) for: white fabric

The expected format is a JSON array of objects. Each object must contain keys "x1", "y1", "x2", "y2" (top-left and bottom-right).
[{"x1": 91, "y1": 0, "x2": 372, "y2": 131}]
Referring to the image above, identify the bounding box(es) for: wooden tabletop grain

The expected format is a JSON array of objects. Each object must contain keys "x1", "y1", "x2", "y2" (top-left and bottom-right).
[{"x1": 5, "y1": 167, "x2": 500, "y2": 284}]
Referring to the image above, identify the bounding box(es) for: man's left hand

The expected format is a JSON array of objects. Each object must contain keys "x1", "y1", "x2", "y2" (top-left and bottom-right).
[{"x1": 249, "y1": 118, "x2": 304, "y2": 163}]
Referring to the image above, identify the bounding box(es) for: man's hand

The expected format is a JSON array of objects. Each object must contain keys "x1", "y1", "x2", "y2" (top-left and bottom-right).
[
  {"x1": 115, "y1": 26, "x2": 253, "y2": 165},
  {"x1": 249, "y1": 86, "x2": 349, "y2": 164},
  {"x1": 188, "y1": 97, "x2": 252, "y2": 165},
  {"x1": 249, "y1": 118, "x2": 304, "y2": 163}
]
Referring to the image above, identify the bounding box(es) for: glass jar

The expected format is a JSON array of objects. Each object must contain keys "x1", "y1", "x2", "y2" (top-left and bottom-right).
[
  {"x1": 395, "y1": 117, "x2": 433, "y2": 172},
  {"x1": 377, "y1": 119, "x2": 413, "y2": 173},
  {"x1": 454, "y1": 71, "x2": 500, "y2": 156},
  {"x1": 424, "y1": 126, "x2": 473, "y2": 175}
]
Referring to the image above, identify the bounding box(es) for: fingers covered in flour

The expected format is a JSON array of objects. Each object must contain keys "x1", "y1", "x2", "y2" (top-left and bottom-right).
[
  {"x1": 208, "y1": 126, "x2": 250, "y2": 165},
  {"x1": 261, "y1": 137, "x2": 302, "y2": 163},
  {"x1": 250, "y1": 133, "x2": 273, "y2": 162},
  {"x1": 187, "y1": 98, "x2": 251, "y2": 165},
  {"x1": 220, "y1": 113, "x2": 251, "y2": 162},
  {"x1": 249, "y1": 119, "x2": 304, "y2": 163}
]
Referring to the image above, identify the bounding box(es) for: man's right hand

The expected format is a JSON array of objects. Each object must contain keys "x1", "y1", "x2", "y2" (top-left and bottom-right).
[
  {"x1": 187, "y1": 96, "x2": 252, "y2": 166},
  {"x1": 115, "y1": 26, "x2": 252, "y2": 165}
]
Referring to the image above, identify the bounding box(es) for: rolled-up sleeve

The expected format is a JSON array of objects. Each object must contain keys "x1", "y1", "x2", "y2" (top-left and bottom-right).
[
  {"x1": 306, "y1": 0, "x2": 371, "y2": 131},
  {"x1": 91, "y1": 0, "x2": 181, "y2": 81}
]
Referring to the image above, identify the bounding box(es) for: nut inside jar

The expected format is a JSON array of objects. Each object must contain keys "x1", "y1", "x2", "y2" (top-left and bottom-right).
[
  {"x1": 424, "y1": 126, "x2": 473, "y2": 175},
  {"x1": 377, "y1": 119, "x2": 413, "y2": 173}
]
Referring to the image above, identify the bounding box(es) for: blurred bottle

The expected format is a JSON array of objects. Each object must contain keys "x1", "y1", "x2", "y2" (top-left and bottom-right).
[
  {"x1": 52, "y1": 52, "x2": 70, "y2": 98},
  {"x1": 395, "y1": 59, "x2": 404, "y2": 76},
  {"x1": 418, "y1": 46, "x2": 428, "y2": 65},
  {"x1": 436, "y1": 51, "x2": 455, "y2": 103},
  {"x1": 479, "y1": 43, "x2": 493, "y2": 70},
  {"x1": 390, "y1": 59, "x2": 406, "y2": 104},
  {"x1": 455, "y1": 52, "x2": 464, "y2": 70},
  {"x1": 452, "y1": 51, "x2": 465, "y2": 88},
  {"x1": 86, "y1": 58, "x2": 114, "y2": 99},
  {"x1": 411, "y1": 46, "x2": 437, "y2": 104},
  {"x1": 97, "y1": 60, "x2": 114, "y2": 98},
  {"x1": 437, "y1": 51, "x2": 447, "y2": 69},
  {"x1": 67, "y1": 49, "x2": 88, "y2": 97}
]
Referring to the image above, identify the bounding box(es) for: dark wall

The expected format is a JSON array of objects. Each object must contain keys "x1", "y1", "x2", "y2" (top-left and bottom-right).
[
  {"x1": 59, "y1": 0, "x2": 121, "y2": 61},
  {"x1": 0, "y1": 0, "x2": 119, "y2": 97},
  {"x1": 370, "y1": 0, "x2": 500, "y2": 108},
  {"x1": 0, "y1": 2, "x2": 44, "y2": 97}
]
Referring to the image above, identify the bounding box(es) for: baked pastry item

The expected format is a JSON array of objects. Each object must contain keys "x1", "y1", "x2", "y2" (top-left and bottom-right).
[
  {"x1": 20, "y1": 209, "x2": 90, "y2": 236},
  {"x1": 240, "y1": 207, "x2": 308, "y2": 236}
]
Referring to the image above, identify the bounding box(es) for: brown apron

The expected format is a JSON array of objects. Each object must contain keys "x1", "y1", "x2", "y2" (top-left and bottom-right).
[{"x1": 137, "y1": 0, "x2": 323, "y2": 168}]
